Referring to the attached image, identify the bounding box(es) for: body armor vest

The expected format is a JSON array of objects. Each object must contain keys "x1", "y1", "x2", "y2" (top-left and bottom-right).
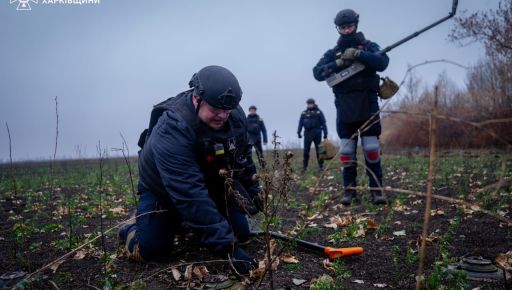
[
  {"x1": 139, "y1": 91, "x2": 249, "y2": 205},
  {"x1": 332, "y1": 33, "x2": 380, "y2": 123}
]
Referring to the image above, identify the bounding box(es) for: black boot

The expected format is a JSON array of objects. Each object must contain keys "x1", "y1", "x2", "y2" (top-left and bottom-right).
[
  {"x1": 341, "y1": 190, "x2": 357, "y2": 206},
  {"x1": 371, "y1": 190, "x2": 387, "y2": 205}
]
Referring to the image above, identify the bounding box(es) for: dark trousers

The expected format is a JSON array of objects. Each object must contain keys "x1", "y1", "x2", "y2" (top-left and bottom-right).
[
  {"x1": 128, "y1": 182, "x2": 250, "y2": 260},
  {"x1": 335, "y1": 103, "x2": 383, "y2": 191},
  {"x1": 303, "y1": 130, "x2": 323, "y2": 170},
  {"x1": 251, "y1": 139, "x2": 263, "y2": 159}
]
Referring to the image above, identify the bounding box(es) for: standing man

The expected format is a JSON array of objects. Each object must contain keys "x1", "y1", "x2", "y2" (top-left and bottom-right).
[
  {"x1": 312, "y1": 9, "x2": 389, "y2": 205},
  {"x1": 297, "y1": 98, "x2": 328, "y2": 172},
  {"x1": 119, "y1": 65, "x2": 261, "y2": 275},
  {"x1": 246, "y1": 105, "x2": 268, "y2": 160}
]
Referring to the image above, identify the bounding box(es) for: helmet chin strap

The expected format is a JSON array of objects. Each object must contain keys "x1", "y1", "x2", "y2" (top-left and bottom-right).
[
  {"x1": 195, "y1": 97, "x2": 202, "y2": 115},
  {"x1": 192, "y1": 89, "x2": 203, "y2": 115}
]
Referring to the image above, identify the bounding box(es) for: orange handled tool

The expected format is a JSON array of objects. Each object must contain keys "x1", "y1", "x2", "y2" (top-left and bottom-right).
[
  {"x1": 250, "y1": 231, "x2": 363, "y2": 260},
  {"x1": 324, "y1": 246, "x2": 364, "y2": 259}
]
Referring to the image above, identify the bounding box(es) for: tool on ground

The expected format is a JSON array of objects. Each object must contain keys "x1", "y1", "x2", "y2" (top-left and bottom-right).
[
  {"x1": 446, "y1": 256, "x2": 510, "y2": 283},
  {"x1": 250, "y1": 231, "x2": 363, "y2": 260},
  {"x1": 326, "y1": 0, "x2": 459, "y2": 87}
]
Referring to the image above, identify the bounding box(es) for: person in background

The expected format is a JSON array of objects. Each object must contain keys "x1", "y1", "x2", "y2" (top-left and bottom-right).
[
  {"x1": 246, "y1": 105, "x2": 268, "y2": 160},
  {"x1": 297, "y1": 98, "x2": 328, "y2": 172}
]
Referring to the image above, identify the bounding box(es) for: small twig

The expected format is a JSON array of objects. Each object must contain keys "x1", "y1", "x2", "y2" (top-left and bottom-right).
[
  {"x1": 53, "y1": 96, "x2": 59, "y2": 165},
  {"x1": 416, "y1": 86, "x2": 438, "y2": 290},
  {"x1": 5, "y1": 122, "x2": 23, "y2": 261},
  {"x1": 120, "y1": 133, "x2": 137, "y2": 202},
  {"x1": 227, "y1": 253, "x2": 242, "y2": 277},
  {"x1": 67, "y1": 199, "x2": 73, "y2": 250},
  {"x1": 263, "y1": 132, "x2": 280, "y2": 289},
  {"x1": 51, "y1": 96, "x2": 59, "y2": 192},
  {"x1": 476, "y1": 177, "x2": 511, "y2": 193},
  {"x1": 347, "y1": 186, "x2": 512, "y2": 225},
  {"x1": 48, "y1": 280, "x2": 61, "y2": 290},
  {"x1": 398, "y1": 59, "x2": 469, "y2": 87},
  {"x1": 254, "y1": 131, "x2": 296, "y2": 290},
  {"x1": 5, "y1": 122, "x2": 17, "y2": 195},
  {"x1": 96, "y1": 141, "x2": 108, "y2": 278}
]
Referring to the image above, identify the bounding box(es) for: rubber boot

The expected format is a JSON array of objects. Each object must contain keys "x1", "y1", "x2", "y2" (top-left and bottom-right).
[
  {"x1": 341, "y1": 190, "x2": 357, "y2": 206},
  {"x1": 371, "y1": 190, "x2": 387, "y2": 205},
  {"x1": 117, "y1": 222, "x2": 146, "y2": 262},
  {"x1": 118, "y1": 222, "x2": 134, "y2": 245},
  {"x1": 118, "y1": 210, "x2": 136, "y2": 245}
]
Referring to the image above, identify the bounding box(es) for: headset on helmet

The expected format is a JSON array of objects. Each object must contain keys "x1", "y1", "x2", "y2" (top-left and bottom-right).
[{"x1": 189, "y1": 65, "x2": 242, "y2": 110}]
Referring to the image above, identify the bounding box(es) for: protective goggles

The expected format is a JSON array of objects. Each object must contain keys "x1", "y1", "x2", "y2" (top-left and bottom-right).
[{"x1": 336, "y1": 23, "x2": 356, "y2": 32}]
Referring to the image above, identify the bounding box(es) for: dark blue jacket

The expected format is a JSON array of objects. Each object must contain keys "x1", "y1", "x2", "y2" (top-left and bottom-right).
[
  {"x1": 313, "y1": 32, "x2": 389, "y2": 123},
  {"x1": 297, "y1": 105, "x2": 327, "y2": 136},
  {"x1": 138, "y1": 90, "x2": 260, "y2": 252},
  {"x1": 246, "y1": 114, "x2": 268, "y2": 143}
]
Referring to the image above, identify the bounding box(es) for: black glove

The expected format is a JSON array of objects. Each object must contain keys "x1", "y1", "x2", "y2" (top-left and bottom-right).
[
  {"x1": 253, "y1": 191, "x2": 264, "y2": 213},
  {"x1": 323, "y1": 134, "x2": 327, "y2": 140},
  {"x1": 229, "y1": 246, "x2": 257, "y2": 275},
  {"x1": 229, "y1": 181, "x2": 261, "y2": 215},
  {"x1": 297, "y1": 132, "x2": 302, "y2": 139}
]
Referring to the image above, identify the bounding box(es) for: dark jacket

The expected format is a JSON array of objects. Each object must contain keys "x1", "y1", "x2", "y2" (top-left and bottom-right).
[
  {"x1": 246, "y1": 114, "x2": 268, "y2": 144},
  {"x1": 297, "y1": 105, "x2": 327, "y2": 136},
  {"x1": 137, "y1": 90, "x2": 260, "y2": 252},
  {"x1": 313, "y1": 32, "x2": 389, "y2": 123}
]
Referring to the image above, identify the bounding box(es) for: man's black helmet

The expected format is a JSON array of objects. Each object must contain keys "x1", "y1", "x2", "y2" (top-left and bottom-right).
[
  {"x1": 249, "y1": 105, "x2": 257, "y2": 111},
  {"x1": 334, "y1": 9, "x2": 359, "y2": 26},
  {"x1": 306, "y1": 98, "x2": 315, "y2": 104},
  {"x1": 189, "y1": 65, "x2": 242, "y2": 110}
]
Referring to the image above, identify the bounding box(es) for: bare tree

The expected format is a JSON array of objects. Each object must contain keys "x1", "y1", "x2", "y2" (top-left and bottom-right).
[
  {"x1": 449, "y1": 0, "x2": 512, "y2": 57},
  {"x1": 399, "y1": 68, "x2": 423, "y2": 109},
  {"x1": 450, "y1": 1, "x2": 512, "y2": 115}
]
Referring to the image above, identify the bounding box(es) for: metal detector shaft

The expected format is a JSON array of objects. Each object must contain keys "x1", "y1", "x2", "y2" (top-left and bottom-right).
[
  {"x1": 250, "y1": 231, "x2": 363, "y2": 260},
  {"x1": 326, "y1": 0, "x2": 458, "y2": 87}
]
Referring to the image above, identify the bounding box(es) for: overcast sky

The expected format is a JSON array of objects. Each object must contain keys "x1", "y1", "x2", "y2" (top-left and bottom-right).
[{"x1": 0, "y1": 0, "x2": 497, "y2": 161}]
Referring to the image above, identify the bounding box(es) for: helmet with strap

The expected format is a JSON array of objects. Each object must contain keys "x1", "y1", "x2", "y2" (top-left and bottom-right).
[{"x1": 189, "y1": 65, "x2": 242, "y2": 110}]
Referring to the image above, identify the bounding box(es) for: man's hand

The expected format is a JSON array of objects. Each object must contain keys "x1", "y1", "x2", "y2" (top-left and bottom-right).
[
  {"x1": 342, "y1": 48, "x2": 361, "y2": 60},
  {"x1": 297, "y1": 132, "x2": 302, "y2": 139},
  {"x1": 323, "y1": 134, "x2": 327, "y2": 140},
  {"x1": 335, "y1": 58, "x2": 347, "y2": 67},
  {"x1": 229, "y1": 246, "x2": 257, "y2": 275},
  {"x1": 230, "y1": 181, "x2": 261, "y2": 215},
  {"x1": 335, "y1": 51, "x2": 354, "y2": 67},
  {"x1": 252, "y1": 191, "x2": 264, "y2": 213}
]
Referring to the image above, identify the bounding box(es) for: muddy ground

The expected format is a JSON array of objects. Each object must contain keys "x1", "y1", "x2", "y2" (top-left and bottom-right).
[{"x1": 0, "y1": 152, "x2": 511, "y2": 289}]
